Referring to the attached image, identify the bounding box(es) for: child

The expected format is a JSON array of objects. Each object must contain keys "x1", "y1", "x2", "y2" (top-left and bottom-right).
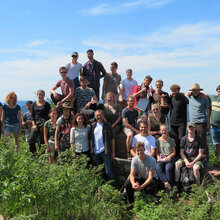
[
  {"x1": 22, "y1": 100, "x2": 33, "y2": 144},
  {"x1": 44, "y1": 108, "x2": 58, "y2": 164},
  {"x1": 1, "y1": 92, "x2": 22, "y2": 152}
]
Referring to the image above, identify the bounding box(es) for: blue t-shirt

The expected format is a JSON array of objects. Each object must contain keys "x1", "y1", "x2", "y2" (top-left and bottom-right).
[
  {"x1": 3, "y1": 104, "x2": 21, "y2": 125},
  {"x1": 187, "y1": 95, "x2": 210, "y2": 123}
]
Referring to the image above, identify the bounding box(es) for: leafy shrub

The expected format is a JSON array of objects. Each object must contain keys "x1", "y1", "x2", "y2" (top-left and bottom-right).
[{"x1": 0, "y1": 136, "x2": 130, "y2": 219}]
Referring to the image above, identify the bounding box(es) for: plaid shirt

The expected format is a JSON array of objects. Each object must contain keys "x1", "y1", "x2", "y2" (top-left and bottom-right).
[{"x1": 82, "y1": 59, "x2": 106, "y2": 90}]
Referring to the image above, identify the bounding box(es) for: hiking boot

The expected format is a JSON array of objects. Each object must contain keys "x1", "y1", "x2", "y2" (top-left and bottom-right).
[{"x1": 164, "y1": 183, "x2": 172, "y2": 193}]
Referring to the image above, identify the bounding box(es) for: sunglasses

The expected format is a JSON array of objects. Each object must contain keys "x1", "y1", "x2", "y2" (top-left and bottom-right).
[{"x1": 60, "y1": 71, "x2": 67, "y2": 74}]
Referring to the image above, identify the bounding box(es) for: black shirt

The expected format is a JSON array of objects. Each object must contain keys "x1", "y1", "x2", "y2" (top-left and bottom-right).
[
  {"x1": 31, "y1": 101, "x2": 51, "y2": 122},
  {"x1": 170, "y1": 94, "x2": 188, "y2": 126}
]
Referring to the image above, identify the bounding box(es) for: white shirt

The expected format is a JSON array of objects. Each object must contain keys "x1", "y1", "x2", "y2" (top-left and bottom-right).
[
  {"x1": 132, "y1": 134, "x2": 156, "y2": 155},
  {"x1": 94, "y1": 123, "x2": 105, "y2": 154},
  {"x1": 66, "y1": 62, "x2": 82, "y2": 80}
]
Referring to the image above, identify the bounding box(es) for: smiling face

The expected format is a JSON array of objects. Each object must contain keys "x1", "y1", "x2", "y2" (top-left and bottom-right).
[
  {"x1": 171, "y1": 88, "x2": 179, "y2": 97},
  {"x1": 155, "y1": 81, "x2": 163, "y2": 91},
  {"x1": 127, "y1": 97, "x2": 135, "y2": 107},
  {"x1": 37, "y1": 91, "x2": 45, "y2": 101},
  {"x1": 139, "y1": 122, "x2": 148, "y2": 135},
  {"x1": 87, "y1": 51, "x2": 94, "y2": 60},
  {"x1": 160, "y1": 125, "x2": 168, "y2": 136},
  {"x1": 126, "y1": 70, "x2": 132, "y2": 79},
  {"x1": 59, "y1": 68, "x2": 68, "y2": 77},
  {"x1": 217, "y1": 89, "x2": 220, "y2": 98},
  {"x1": 192, "y1": 89, "x2": 200, "y2": 97},
  {"x1": 143, "y1": 78, "x2": 151, "y2": 87},
  {"x1": 106, "y1": 93, "x2": 114, "y2": 103},
  {"x1": 76, "y1": 115, "x2": 84, "y2": 126},
  {"x1": 95, "y1": 110, "x2": 104, "y2": 123},
  {"x1": 136, "y1": 145, "x2": 145, "y2": 158}
]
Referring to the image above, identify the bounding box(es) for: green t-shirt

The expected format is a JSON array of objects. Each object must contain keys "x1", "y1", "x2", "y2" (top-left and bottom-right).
[
  {"x1": 208, "y1": 94, "x2": 220, "y2": 127},
  {"x1": 156, "y1": 137, "x2": 175, "y2": 156},
  {"x1": 44, "y1": 119, "x2": 56, "y2": 142}
]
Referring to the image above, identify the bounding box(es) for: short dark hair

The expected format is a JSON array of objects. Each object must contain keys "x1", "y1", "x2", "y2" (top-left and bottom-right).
[
  {"x1": 144, "y1": 75, "x2": 153, "y2": 82},
  {"x1": 26, "y1": 100, "x2": 33, "y2": 105},
  {"x1": 72, "y1": 113, "x2": 88, "y2": 128},
  {"x1": 139, "y1": 121, "x2": 148, "y2": 127},
  {"x1": 80, "y1": 76, "x2": 88, "y2": 81},
  {"x1": 216, "y1": 85, "x2": 220, "y2": 91},
  {"x1": 170, "y1": 84, "x2": 180, "y2": 91},
  {"x1": 87, "y1": 49, "x2": 94, "y2": 53},
  {"x1": 111, "y1": 62, "x2": 118, "y2": 68}
]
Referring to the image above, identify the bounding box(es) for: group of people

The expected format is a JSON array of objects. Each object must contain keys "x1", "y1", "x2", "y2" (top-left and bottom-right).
[{"x1": 0, "y1": 49, "x2": 220, "y2": 206}]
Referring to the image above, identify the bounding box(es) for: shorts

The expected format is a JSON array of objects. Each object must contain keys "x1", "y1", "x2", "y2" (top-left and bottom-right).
[
  {"x1": 123, "y1": 127, "x2": 134, "y2": 136},
  {"x1": 211, "y1": 125, "x2": 220, "y2": 145},
  {"x1": 178, "y1": 157, "x2": 204, "y2": 169},
  {"x1": 4, "y1": 123, "x2": 20, "y2": 133}
]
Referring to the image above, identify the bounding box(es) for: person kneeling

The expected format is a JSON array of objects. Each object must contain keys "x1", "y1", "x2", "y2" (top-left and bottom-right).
[{"x1": 124, "y1": 141, "x2": 157, "y2": 206}]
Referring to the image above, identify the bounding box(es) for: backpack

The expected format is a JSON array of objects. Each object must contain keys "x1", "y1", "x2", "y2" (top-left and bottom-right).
[{"x1": 180, "y1": 166, "x2": 195, "y2": 193}]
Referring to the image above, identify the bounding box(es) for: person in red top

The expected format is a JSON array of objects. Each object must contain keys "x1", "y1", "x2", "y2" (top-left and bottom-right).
[
  {"x1": 50, "y1": 66, "x2": 75, "y2": 107},
  {"x1": 133, "y1": 75, "x2": 153, "y2": 114}
]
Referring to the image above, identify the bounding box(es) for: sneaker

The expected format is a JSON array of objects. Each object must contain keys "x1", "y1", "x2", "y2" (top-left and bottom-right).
[{"x1": 164, "y1": 183, "x2": 172, "y2": 193}]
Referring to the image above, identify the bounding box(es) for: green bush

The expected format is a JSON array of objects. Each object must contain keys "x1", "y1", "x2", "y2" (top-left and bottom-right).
[
  {"x1": 0, "y1": 136, "x2": 130, "y2": 219},
  {"x1": 133, "y1": 183, "x2": 220, "y2": 220}
]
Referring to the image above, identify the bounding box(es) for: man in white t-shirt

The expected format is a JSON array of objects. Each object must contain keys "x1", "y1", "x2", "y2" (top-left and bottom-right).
[
  {"x1": 65, "y1": 51, "x2": 82, "y2": 88},
  {"x1": 131, "y1": 121, "x2": 156, "y2": 157},
  {"x1": 119, "y1": 69, "x2": 138, "y2": 109}
]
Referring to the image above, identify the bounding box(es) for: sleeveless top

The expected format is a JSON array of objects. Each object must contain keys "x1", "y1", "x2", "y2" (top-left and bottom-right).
[{"x1": 149, "y1": 114, "x2": 166, "y2": 139}]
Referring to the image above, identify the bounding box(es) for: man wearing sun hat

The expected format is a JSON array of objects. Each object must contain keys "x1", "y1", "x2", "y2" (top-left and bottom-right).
[{"x1": 186, "y1": 83, "x2": 211, "y2": 162}]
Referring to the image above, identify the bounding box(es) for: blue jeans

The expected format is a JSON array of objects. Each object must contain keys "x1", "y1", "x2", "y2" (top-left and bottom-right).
[
  {"x1": 156, "y1": 158, "x2": 175, "y2": 186},
  {"x1": 92, "y1": 151, "x2": 114, "y2": 181},
  {"x1": 211, "y1": 125, "x2": 220, "y2": 145}
]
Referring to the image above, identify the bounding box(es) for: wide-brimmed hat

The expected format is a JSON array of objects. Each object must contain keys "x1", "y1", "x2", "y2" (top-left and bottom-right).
[
  {"x1": 189, "y1": 83, "x2": 203, "y2": 91},
  {"x1": 62, "y1": 102, "x2": 72, "y2": 109}
]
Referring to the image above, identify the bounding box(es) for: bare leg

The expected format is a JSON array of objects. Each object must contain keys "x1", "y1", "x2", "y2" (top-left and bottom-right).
[
  {"x1": 126, "y1": 132, "x2": 133, "y2": 153},
  {"x1": 193, "y1": 164, "x2": 200, "y2": 185},
  {"x1": 175, "y1": 161, "x2": 183, "y2": 182}
]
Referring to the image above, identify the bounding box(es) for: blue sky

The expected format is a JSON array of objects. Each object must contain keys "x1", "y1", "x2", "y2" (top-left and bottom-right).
[{"x1": 0, "y1": 0, "x2": 220, "y2": 101}]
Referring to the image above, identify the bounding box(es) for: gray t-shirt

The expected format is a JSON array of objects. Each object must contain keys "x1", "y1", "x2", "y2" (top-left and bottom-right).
[
  {"x1": 131, "y1": 155, "x2": 156, "y2": 179},
  {"x1": 104, "y1": 73, "x2": 121, "y2": 95},
  {"x1": 156, "y1": 137, "x2": 175, "y2": 156},
  {"x1": 187, "y1": 95, "x2": 210, "y2": 123}
]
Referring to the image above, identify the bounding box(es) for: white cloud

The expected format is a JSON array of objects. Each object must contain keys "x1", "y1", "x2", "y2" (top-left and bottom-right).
[
  {"x1": 81, "y1": 0, "x2": 174, "y2": 15},
  {"x1": 26, "y1": 40, "x2": 48, "y2": 47}
]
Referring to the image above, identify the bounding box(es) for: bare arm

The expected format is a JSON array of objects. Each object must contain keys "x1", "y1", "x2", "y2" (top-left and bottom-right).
[
  {"x1": 112, "y1": 111, "x2": 122, "y2": 128},
  {"x1": 54, "y1": 125, "x2": 60, "y2": 152},
  {"x1": 119, "y1": 84, "x2": 123, "y2": 101},
  {"x1": 17, "y1": 110, "x2": 22, "y2": 133},
  {"x1": 61, "y1": 86, "x2": 74, "y2": 103},
  {"x1": 50, "y1": 85, "x2": 58, "y2": 95},
  {"x1": 149, "y1": 148, "x2": 156, "y2": 157},
  {"x1": 84, "y1": 95, "x2": 98, "y2": 109},
  {"x1": 111, "y1": 139, "x2": 115, "y2": 159},
  {"x1": 140, "y1": 169, "x2": 155, "y2": 189},
  {"x1": 102, "y1": 79, "x2": 106, "y2": 100},
  {"x1": 165, "y1": 146, "x2": 176, "y2": 162},
  {"x1": 44, "y1": 126, "x2": 49, "y2": 145}
]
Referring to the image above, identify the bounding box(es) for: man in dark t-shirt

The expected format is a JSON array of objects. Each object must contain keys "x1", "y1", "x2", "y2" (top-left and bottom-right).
[
  {"x1": 122, "y1": 95, "x2": 139, "y2": 157},
  {"x1": 169, "y1": 84, "x2": 189, "y2": 157}
]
